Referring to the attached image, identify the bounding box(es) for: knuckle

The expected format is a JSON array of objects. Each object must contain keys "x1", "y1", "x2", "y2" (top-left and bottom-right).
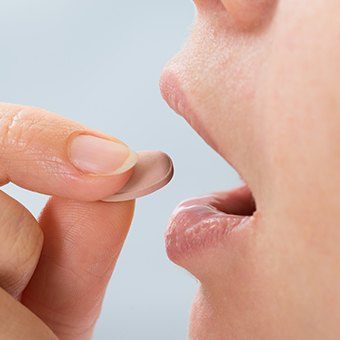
[
  {"x1": 0, "y1": 104, "x2": 50, "y2": 155},
  {"x1": 0, "y1": 105, "x2": 25, "y2": 151},
  {"x1": 9, "y1": 206, "x2": 43, "y2": 268},
  {"x1": 0, "y1": 196, "x2": 43, "y2": 296}
]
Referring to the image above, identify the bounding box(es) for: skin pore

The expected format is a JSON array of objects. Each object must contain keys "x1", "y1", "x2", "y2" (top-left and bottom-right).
[{"x1": 161, "y1": 0, "x2": 340, "y2": 339}]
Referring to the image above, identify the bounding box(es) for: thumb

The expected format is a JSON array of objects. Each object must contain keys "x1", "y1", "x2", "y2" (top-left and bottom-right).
[{"x1": 22, "y1": 197, "x2": 135, "y2": 340}]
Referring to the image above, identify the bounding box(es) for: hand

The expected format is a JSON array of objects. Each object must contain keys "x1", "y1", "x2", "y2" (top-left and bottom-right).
[{"x1": 0, "y1": 102, "x2": 136, "y2": 339}]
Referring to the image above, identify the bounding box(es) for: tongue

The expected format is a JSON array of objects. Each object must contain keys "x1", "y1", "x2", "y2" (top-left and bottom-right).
[{"x1": 180, "y1": 186, "x2": 256, "y2": 217}]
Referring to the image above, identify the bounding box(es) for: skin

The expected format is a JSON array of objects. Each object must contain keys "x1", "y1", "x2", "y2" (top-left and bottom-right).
[
  {"x1": 161, "y1": 0, "x2": 340, "y2": 339},
  {"x1": 0, "y1": 102, "x2": 135, "y2": 339},
  {"x1": 1, "y1": 1, "x2": 340, "y2": 339}
]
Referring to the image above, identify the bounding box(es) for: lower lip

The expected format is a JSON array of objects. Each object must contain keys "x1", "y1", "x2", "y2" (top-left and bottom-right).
[{"x1": 165, "y1": 193, "x2": 255, "y2": 262}]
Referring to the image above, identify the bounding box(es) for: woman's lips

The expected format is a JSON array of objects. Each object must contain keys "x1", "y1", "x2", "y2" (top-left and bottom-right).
[
  {"x1": 161, "y1": 71, "x2": 257, "y2": 262},
  {"x1": 165, "y1": 187, "x2": 256, "y2": 262}
]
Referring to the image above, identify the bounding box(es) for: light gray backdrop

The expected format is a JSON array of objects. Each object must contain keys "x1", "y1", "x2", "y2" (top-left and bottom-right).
[{"x1": 0, "y1": 1, "x2": 241, "y2": 339}]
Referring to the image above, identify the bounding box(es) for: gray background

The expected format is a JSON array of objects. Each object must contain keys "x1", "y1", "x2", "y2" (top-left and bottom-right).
[{"x1": 0, "y1": 1, "x2": 240, "y2": 339}]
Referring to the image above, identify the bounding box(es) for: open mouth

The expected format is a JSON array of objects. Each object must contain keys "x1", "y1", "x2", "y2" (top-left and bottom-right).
[
  {"x1": 160, "y1": 70, "x2": 258, "y2": 263},
  {"x1": 165, "y1": 185, "x2": 257, "y2": 262}
]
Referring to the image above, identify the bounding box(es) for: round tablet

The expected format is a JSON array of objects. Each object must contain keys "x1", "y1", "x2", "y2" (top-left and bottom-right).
[{"x1": 102, "y1": 151, "x2": 174, "y2": 202}]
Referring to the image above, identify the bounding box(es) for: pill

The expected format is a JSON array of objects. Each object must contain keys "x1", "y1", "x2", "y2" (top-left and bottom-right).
[{"x1": 102, "y1": 150, "x2": 174, "y2": 202}]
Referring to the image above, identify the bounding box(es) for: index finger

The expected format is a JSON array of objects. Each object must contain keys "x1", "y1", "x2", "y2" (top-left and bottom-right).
[{"x1": 0, "y1": 102, "x2": 137, "y2": 201}]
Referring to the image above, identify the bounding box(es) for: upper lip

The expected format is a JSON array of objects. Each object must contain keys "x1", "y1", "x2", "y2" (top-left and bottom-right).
[
  {"x1": 160, "y1": 69, "x2": 219, "y2": 152},
  {"x1": 160, "y1": 70, "x2": 189, "y2": 121}
]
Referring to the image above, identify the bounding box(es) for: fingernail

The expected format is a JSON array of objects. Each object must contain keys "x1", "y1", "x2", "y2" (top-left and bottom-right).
[{"x1": 69, "y1": 134, "x2": 137, "y2": 175}]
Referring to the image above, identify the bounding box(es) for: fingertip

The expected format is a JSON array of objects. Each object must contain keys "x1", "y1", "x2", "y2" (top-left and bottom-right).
[
  {"x1": 0, "y1": 103, "x2": 138, "y2": 202},
  {"x1": 67, "y1": 133, "x2": 138, "y2": 176}
]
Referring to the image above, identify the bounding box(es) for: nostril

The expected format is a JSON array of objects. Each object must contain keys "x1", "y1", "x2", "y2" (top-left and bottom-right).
[
  {"x1": 220, "y1": 0, "x2": 277, "y2": 30},
  {"x1": 193, "y1": 0, "x2": 229, "y2": 12}
]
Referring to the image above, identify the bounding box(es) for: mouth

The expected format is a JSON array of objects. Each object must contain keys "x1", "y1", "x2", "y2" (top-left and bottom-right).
[
  {"x1": 161, "y1": 70, "x2": 258, "y2": 263},
  {"x1": 165, "y1": 186, "x2": 257, "y2": 262}
]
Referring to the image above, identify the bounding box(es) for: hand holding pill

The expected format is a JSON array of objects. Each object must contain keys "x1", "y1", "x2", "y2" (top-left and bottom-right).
[{"x1": 0, "y1": 102, "x2": 173, "y2": 338}]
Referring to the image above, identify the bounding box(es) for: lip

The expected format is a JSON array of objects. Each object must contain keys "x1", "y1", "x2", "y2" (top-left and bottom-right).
[
  {"x1": 165, "y1": 186, "x2": 256, "y2": 262},
  {"x1": 160, "y1": 70, "x2": 190, "y2": 122},
  {"x1": 161, "y1": 70, "x2": 257, "y2": 263},
  {"x1": 160, "y1": 70, "x2": 218, "y2": 151}
]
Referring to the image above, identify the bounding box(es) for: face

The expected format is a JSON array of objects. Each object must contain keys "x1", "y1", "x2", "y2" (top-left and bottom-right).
[{"x1": 161, "y1": 0, "x2": 340, "y2": 338}]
